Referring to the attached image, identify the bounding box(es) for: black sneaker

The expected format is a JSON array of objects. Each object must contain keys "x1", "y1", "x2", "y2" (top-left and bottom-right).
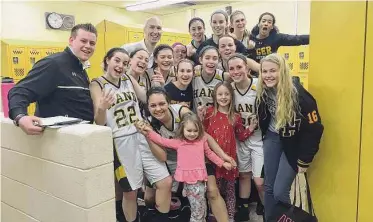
[
  {"x1": 256, "y1": 201, "x2": 264, "y2": 216},
  {"x1": 235, "y1": 206, "x2": 250, "y2": 222}
]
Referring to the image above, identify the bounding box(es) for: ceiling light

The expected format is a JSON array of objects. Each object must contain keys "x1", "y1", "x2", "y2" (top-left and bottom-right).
[{"x1": 125, "y1": 0, "x2": 186, "y2": 11}]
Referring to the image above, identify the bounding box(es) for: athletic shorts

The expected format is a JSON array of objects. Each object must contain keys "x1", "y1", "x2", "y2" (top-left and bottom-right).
[
  {"x1": 114, "y1": 133, "x2": 170, "y2": 192},
  {"x1": 237, "y1": 139, "x2": 264, "y2": 177}
]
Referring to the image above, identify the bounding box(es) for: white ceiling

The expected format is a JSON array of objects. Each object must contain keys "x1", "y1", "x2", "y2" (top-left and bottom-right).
[{"x1": 83, "y1": 1, "x2": 240, "y2": 15}]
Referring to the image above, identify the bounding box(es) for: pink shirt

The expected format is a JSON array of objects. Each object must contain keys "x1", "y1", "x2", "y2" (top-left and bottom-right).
[{"x1": 147, "y1": 131, "x2": 224, "y2": 184}]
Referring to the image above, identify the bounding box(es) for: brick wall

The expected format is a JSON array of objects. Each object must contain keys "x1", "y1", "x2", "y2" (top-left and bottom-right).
[{"x1": 1, "y1": 118, "x2": 115, "y2": 222}]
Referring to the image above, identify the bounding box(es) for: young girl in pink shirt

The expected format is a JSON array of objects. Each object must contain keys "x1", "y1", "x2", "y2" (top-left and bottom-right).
[{"x1": 136, "y1": 113, "x2": 232, "y2": 222}]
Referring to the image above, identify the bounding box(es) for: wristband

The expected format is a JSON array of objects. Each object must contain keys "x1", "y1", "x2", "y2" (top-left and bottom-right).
[{"x1": 13, "y1": 114, "x2": 27, "y2": 127}]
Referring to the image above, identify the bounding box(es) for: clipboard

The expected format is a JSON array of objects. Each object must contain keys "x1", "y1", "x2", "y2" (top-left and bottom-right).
[{"x1": 38, "y1": 116, "x2": 85, "y2": 127}]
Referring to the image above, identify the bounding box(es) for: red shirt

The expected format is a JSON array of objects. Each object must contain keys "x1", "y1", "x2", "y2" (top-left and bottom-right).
[{"x1": 203, "y1": 107, "x2": 253, "y2": 180}]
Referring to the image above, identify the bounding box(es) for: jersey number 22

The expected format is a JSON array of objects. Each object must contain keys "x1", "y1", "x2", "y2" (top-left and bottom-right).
[{"x1": 114, "y1": 106, "x2": 137, "y2": 128}]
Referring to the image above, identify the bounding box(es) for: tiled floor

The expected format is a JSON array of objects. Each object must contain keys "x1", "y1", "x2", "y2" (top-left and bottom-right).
[{"x1": 248, "y1": 203, "x2": 264, "y2": 222}]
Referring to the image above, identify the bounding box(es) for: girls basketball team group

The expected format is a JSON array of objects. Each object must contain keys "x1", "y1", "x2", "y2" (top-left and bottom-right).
[{"x1": 90, "y1": 9, "x2": 324, "y2": 222}]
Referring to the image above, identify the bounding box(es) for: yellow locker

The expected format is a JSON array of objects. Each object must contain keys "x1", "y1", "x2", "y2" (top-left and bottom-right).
[
  {"x1": 56, "y1": 47, "x2": 65, "y2": 53},
  {"x1": 127, "y1": 29, "x2": 144, "y2": 44},
  {"x1": 10, "y1": 46, "x2": 27, "y2": 81},
  {"x1": 358, "y1": 1, "x2": 373, "y2": 222},
  {"x1": 176, "y1": 34, "x2": 191, "y2": 45},
  {"x1": 87, "y1": 31, "x2": 106, "y2": 80},
  {"x1": 26, "y1": 47, "x2": 43, "y2": 74},
  {"x1": 27, "y1": 103, "x2": 36, "y2": 115},
  {"x1": 277, "y1": 46, "x2": 298, "y2": 74},
  {"x1": 104, "y1": 30, "x2": 127, "y2": 52},
  {"x1": 161, "y1": 33, "x2": 176, "y2": 46},
  {"x1": 42, "y1": 48, "x2": 59, "y2": 58},
  {"x1": 309, "y1": 1, "x2": 367, "y2": 221},
  {"x1": 297, "y1": 45, "x2": 309, "y2": 73}
]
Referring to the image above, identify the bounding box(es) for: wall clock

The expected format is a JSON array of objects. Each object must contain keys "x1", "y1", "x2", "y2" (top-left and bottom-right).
[{"x1": 46, "y1": 12, "x2": 63, "y2": 29}]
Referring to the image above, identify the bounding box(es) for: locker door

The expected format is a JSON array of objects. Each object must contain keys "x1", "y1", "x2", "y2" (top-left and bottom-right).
[
  {"x1": 176, "y1": 35, "x2": 190, "y2": 45},
  {"x1": 55, "y1": 47, "x2": 65, "y2": 53},
  {"x1": 105, "y1": 30, "x2": 126, "y2": 52},
  {"x1": 298, "y1": 45, "x2": 310, "y2": 73},
  {"x1": 309, "y1": 1, "x2": 367, "y2": 221},
  {"x1": 26, "y1": 47, "x2": 43, "y2": 74},
  {"x1": 277, "y1": 46, "x2": 298, "y2": 74},
  {"x1": 358, "y1": 1, "x2": 373, "y2": 221},
  {"x1": 10, "y1": 46, "x2": 27, "y2": 81},
  {"x1": 42, "y1": 48, "x2": 58, "y2": 58},
  {"x1": 161, "y1": 34, "x2": 176, "y2": 46},
  {"x1": 127, "y1": 31, "x2": 144, "y2": 44}
]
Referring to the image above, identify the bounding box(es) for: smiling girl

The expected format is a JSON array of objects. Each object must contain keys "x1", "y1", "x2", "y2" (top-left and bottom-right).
[
  {"x1": 126, "y1": 48, "x2": 151, "y2": 91},
  {"x1": 227, "y1": 53, "x2": 264, "y2": 221},
  {"x1": 193, "y1": 46, "x2": 226, "y2": 109},
  {"x1": 149, "y1": 44, "x2": 176, "y2": 87},
  {"x1": 145, "y1": 87, "x2": 236, "y2": 222},
  {"x1": 186, "y1": 17, "x2": 207, "y2": 61},
  {"x1": 256, "y1": 53, "x2": 323, "y2": 220},
  {"x1": 218, "y1": 35, "x2": 259, "y2": 73},
  {"x1": 164, "y1": 59, "x2": 194, "y2": 109},
  {"x1": 195, "y1": 10, "x2": 247, "y2": 64},
  {"x1": 172, "y1": 42, "x2": 187, "y2": 65},
  {"x1": 90, "y1": 48, "x2": 172, "y2": 222},
  {"x1": 136, "y1": 113, "x2": 233, "y2": 222},
  {"x1": 229, "y1": 10, "x2": 253, "y2": 49},
  {"x1": 201, "y1": 81, "x2": 257, "y2": 222}
]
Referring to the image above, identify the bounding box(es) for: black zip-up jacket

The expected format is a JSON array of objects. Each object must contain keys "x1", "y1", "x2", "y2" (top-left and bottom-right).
[
  {"x1": 257, "y1": 83, "x2": 323, "y2": 171},
  {"x1": 8, "y1": 47, "x2": 94, "y2": 122},
  {"x1": 249, "y1": 27, "x2": 309, "y2": 63}
]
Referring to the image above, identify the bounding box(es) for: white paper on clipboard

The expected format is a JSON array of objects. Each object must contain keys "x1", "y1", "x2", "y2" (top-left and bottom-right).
[{"x1": 38, "y1": 116, "x2": 87, "y2": 128}]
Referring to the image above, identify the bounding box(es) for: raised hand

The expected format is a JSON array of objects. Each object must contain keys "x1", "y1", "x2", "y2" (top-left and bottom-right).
[
  {"x1": 186, "y1": 44, "x2": 196, "y2": 58},
  {"x1": 247, "y1": 40, "x2": 256, "y2": 49},
  {"x1": 197, "y1": 105, "x2": 206, "y2": 120},
  {"x1": 99, "y1": 88, "x2": 116, "y2": 110},
  {"x1": 152, "y1": 67, "x2": 165, "y2": 86}
]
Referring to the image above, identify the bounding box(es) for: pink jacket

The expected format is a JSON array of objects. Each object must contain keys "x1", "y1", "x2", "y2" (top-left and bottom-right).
[{"x1": 147, "y1": 131, "x2": 224, "y2": 184}]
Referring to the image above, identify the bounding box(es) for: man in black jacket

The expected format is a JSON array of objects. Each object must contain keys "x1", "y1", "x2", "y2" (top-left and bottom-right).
[{"x1": 8, "y1": 23, "x2": 97, "y2": 135}]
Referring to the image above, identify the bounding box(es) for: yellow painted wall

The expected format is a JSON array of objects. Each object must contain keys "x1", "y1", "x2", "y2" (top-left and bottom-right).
[
  {"x1": 358, "y1": 1, "x2": 373, "y2": 222},
  {"x1": 0, "y1": 1, "x2": 152, "y2": 42},
  {"x1": 162, "y1": 1, "x2": 310, "y2": 35},
  {"x1": 308, "y1": 1, "x2": 367, "y2": 221}
]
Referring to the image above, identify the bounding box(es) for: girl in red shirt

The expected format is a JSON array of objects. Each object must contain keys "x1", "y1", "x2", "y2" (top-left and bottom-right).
[{"x1": 200, "y1": 81, "x2": 257, "y2": 221}]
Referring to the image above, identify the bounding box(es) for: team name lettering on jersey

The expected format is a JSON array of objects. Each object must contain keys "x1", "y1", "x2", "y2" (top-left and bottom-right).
[
  {"x1": 256, "y1": 46, "x2": 273, "y2": 61},
  {"x1": 236, "y1": 103, "x2": 253, "y2": 113},
  {"x1": 110, "y1": 91, "x2": 138, "y2": 109},
  {"x1": 256, "y1": 46, "x2": 272, "y2": 56},
  {"x1": 193, "y1": 88, "x2": 214, "y2": 99}
]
